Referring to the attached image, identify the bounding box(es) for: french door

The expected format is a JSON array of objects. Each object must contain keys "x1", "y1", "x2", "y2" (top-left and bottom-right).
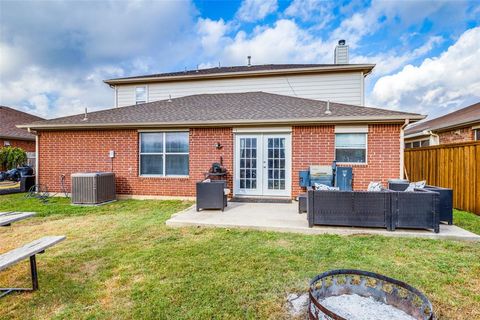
[{"x1": 234, "y1": 133, "x2": 291, "y2": 197}]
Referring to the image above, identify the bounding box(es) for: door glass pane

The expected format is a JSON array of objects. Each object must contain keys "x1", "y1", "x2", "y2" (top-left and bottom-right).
[
  {"x1": 267, "y1": 137, "x2": 286, "y2": 190},
  {"x1": 239, "y1": 137, "x2": 257, "y2": 190}
]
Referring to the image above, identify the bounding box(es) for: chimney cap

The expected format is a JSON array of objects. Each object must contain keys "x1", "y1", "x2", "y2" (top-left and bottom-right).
[{"x1": 338, "y1": 39, "x2": 346, "y2": 45}]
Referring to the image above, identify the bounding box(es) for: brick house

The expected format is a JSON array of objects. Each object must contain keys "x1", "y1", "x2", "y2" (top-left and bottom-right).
[
  {"x1": 1, "y1": 106, "x2": 44, "y2": 168},
  {"x1": 21, "y1": 91, "x2": 423, "y2": 199},
  {"x1": 404, "y1": 102, "x2": 480, "y2": 148}
]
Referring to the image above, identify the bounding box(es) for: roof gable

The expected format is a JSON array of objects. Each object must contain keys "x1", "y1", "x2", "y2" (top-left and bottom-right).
[
  {"x1": 405, "y1": 102, "x2": 480, "y2": 136},
  {"x1": 0, "y1": 106, "x2": 44, "y2": 140}
]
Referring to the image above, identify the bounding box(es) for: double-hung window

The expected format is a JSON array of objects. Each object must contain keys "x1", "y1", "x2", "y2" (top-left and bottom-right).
[
  {"x1": 335, "y1": 132, "x2": 367, "y2": 163},
  {"x1": 139, "y1": 132, "x2": 189, "y2": 176},
  {"x1": 135, "y1": 86, "x2": 147, "y2": 104}
]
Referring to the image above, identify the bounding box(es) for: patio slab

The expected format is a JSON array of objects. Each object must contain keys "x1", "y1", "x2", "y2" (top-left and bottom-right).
[{"x1": 166, "y1": 202, "x2": 480, "y2": 241}]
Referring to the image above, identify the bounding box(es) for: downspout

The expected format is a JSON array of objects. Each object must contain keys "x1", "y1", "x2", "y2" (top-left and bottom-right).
[
  {"x1": 28, "y1": 127, "x2": 39, "y2": 188},
  {"x1": 400, "y1": 119, "x2": 409, "y2": 179}
]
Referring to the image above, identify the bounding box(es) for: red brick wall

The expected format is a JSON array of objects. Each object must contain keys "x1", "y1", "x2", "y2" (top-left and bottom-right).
[
  {"x1": 291, "y1": 124, "x2": 402, "y2": 196},
  {"x1": 0, "y1": 138, "x2": 36, "y2": 152},
  {"x1": 438, "y1": 127, "x2": 474, "y2": 144},
  {"x1": 38, "y1": 128, "x2": 233, "y2": 197},
  {"x1": 38, "y1": 124, "x2": 401, "y2": 198}
]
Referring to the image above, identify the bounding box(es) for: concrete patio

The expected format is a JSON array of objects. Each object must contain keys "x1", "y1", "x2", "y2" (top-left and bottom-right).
[{"x1": 166, "y1": 201, "x2": 480, "y2": 241}]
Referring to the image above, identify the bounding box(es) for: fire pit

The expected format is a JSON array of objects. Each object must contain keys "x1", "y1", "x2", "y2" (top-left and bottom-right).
[{"x1": 309, "y1": 269, "x2": 434, "y2": 320}]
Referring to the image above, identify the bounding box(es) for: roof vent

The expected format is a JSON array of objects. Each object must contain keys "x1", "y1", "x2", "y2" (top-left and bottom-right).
[
  {"x1": 247, "y1": 56, "x2": 251, "y2": 66},
  {"x1": 82, "y1": 107, "x2": 88, "y2": 121},
  {"x1": 325, "y1": 101, "x2": 332, "y2": 115},
  {"x1": 334, "y1": 40, "x2": 349, "y2": 64}
]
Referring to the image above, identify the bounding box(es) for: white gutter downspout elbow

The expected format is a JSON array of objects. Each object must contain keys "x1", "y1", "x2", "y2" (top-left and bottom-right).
[
  {"x1": 424, "y1": 130, "x2": 439, "y2": 146},
  {"x1": 400, "y1": 119, "x2": 409, "y2": 179}
]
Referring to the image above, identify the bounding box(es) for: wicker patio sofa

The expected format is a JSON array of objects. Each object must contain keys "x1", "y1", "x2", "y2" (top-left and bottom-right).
[
  {"x1": 392, "y1": 188, "x2": 440, "y2": 233},
  {"x1": 307, "y1": 190, "x2": 393, "y2": 230},
  {"x1": 196, "y1": 180, "x2": 228, "y2": 211},
  {"x1": 388, "y1": 180, "x2": 453, "y2": 225},
  {"x1": 307, "y1": 189, "x2": 440, "y2": 233}
]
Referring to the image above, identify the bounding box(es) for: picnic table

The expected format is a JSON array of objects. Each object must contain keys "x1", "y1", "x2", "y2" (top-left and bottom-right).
[
  {"x1": 0, "y1": 212, "x2": 36, "y2": 227},
  {"x1": 0, "y1": 236, "x2": 65, "y2": 298}
]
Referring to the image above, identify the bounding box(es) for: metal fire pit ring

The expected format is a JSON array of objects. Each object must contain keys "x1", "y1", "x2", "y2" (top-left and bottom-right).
[{"x1": 309, "y1": 269, "x2": 434, "y2": 320}]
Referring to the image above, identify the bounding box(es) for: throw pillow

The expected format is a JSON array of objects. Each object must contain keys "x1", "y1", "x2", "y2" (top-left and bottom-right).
[
  {"x1": 314, "y1": 183, "x2": 339, "y2": 191},
  {"x1": 367, "y1": 181, "x2": 383, "y2": 192},
  {"x1": 405, "y1": 180, "x2": 427, "y2": 192}
]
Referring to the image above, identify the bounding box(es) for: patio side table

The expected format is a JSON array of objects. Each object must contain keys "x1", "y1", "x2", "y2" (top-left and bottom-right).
[{"x1": 298, "y1": 193, "x2": 307, "y2": 214}]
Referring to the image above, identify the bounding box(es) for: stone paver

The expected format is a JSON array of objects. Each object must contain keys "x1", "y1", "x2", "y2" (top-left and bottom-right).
[{"x1": 166, "y1": 202, "x2": 480, "y2": 241}]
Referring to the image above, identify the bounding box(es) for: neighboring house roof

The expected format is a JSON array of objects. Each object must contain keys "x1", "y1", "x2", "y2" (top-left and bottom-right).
[
  {"x1": 20, "y1": 92, "x2": 423, "y2": 130},
  {"x1": 0, "y1": 106, "x2": 44, "y2": 141},
  {"x1": 104, "y1": 64, "x2": 375, "y2": 85},
  {"x1": 405, "y1": 102, "x2": 480, "y2": 137}
]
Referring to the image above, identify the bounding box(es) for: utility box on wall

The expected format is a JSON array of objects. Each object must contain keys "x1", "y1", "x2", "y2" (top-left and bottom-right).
[
  {"x1": 71, "y1": 172, "x2": 116, "y2": 205},
  {"x1": 335, "y1": 167, "x2": 353, "y2": 191}
]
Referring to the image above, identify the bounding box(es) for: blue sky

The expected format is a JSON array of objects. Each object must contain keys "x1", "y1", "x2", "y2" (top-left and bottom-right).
[{"x1": 1, "y1": 0, "x2": 479, "y2": 119}]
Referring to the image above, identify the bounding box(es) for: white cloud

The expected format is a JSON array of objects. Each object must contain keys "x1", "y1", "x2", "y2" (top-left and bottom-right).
[
  {"x1": 285, "y1": 0, "x2": 334, "y2": 26},
  {"x1": 369, "y1": 27, "x2": 480, "y2": 117},
  {"x1": 351, "y1": 36, "x2": 444, "y2": 76},
  {"x1": 199, "y1": 19, "x2": 334, "y2": 66},
  {"x1": 0, "y1": 65, "x2": 124, "y2": 118},
  {"x1": 196, "y1": 18, "x2": 230, "y2": 56},
  {"x1": 236, "y1": 0, "x2": 278, "y2": 22},
  {"x1": 0, "y1": 1, "x2": 198, "y2": 118}
]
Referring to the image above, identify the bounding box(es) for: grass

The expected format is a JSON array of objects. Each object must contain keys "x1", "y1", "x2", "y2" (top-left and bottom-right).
[{"x1": 0, "y1": 193, "x2": 479, "y2": 320}]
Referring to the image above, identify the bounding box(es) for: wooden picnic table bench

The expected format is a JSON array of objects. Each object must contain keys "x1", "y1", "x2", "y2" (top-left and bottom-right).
[
  {"x1": 0, "y1": 236, "x2": 65, "y2": 298},
  {"x1": 0, "y1": 212, "x2": 36, "y2": 227}
]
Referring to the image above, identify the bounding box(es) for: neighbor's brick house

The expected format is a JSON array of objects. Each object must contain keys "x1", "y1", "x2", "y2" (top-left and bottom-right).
[
  {"x1": 23, "y1": 91, "x2": 421, "y2": 199},
  {"x1": 404, "y1": 102, "x2": 480, "y2": 148},
  {"x1": 1, "y1": 106, "x2": 43, "y2": 152}
]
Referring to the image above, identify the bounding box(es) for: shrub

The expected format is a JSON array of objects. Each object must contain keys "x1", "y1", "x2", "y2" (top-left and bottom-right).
[{"x1": 0, "y1": 146, "x2": 27, "y2": 170}]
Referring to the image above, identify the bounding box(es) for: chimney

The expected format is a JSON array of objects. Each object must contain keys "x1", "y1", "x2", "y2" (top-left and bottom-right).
[
  {"x1": 247, "y1": 55, "x2": 251, "y2": 66},
  {"x1": 334, "y1": 39, "x2": 349, "y2": 64}
]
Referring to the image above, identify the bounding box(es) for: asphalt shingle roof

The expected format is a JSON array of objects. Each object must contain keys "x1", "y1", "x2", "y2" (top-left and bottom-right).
[
  {"x1": 105, "y1": 64, "x2": 374, "y2": 83},
  {"x1": 405, "y1": 102, "x2": 480, "y2": 136},
  {"x1": 22, "y1": 92, "x2": 423, "y2": 130},
  {"x1": 0, "y1": 106, "x2": 44, "y2": 140}
]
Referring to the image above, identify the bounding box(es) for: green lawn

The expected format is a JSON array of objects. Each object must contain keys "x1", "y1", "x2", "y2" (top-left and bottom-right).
[{"x1": 0, "y1": 194, "x2": 479, "y2": 320}]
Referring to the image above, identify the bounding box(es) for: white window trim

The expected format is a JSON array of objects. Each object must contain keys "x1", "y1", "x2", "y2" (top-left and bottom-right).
[
  {"x1": 233, "y1": 127, "x2": 292, "y2": 133},
  {"x1": 135, "y1": 85, "x2": 148, "y2": 105},
  {"x1": 334, "y1": 132, "x2": 368, "y2": 165},
  {"x1": 139, "y1": 131, "x2": 189, "y2": 177},
  {"x1": 335, "y1": 125, "x2": 368, "y2": 133},
  {"x1": 474, "y1": 128, "x2": 479, "y2": 141}
]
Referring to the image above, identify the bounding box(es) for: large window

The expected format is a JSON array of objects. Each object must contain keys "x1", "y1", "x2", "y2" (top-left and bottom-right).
[
  {"x1": 135, "y1": 86, "x2": 147, "y2": 104},
  {"x1": 335, "y1": 133, "x2": 367, "y2": 163},
  {"x1": 139, "y1": 132, "x2": 189, "y2": 176}
]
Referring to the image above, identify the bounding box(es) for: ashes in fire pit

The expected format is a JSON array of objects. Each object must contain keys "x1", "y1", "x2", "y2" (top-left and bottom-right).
[
  {"x1": 320, "y1": 294, "x2": 416, "y2": 320},
  {"x1": 309, "y1": 269, "x2": 434, "y2": 320}
]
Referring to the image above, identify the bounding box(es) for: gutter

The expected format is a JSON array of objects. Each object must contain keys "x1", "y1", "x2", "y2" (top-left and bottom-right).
[
  {"x1": 0, "y1": 135, "x2": 36, "y2": 141},
  {"x1": 104, "y1": 64, "x2": 376, "y2": 85},
  {"x1": 18, "y1": 115, "x2": 425, "y2": 131}
]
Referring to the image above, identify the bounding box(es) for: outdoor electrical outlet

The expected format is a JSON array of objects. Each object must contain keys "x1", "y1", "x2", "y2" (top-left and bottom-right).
[{"x1": 109, "y1": 150, "x2": 115, "y2": 158}]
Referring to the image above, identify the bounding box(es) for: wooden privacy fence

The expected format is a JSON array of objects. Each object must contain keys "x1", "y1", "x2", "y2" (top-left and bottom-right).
[{"x1": 404, "y1": 141, "x2": 480, "y2": 215}]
